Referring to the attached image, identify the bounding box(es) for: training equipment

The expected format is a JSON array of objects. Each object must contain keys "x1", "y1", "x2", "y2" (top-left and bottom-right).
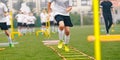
[
  {"x1": 36, "y1": 20, "x2": 51, "y2": 38},
  {"x1": 0, "y1": 48, "x2": 5, "y2": 51},
  {"x1": 10, "y1": 11, "x2": 21, "y2": 39},
  {"x1": 0, "y1": 42, "x2": 19, "y2": 47},
  {"x1": 88, "y1": 35, "x2": 120, "y2": 41},
  {"x1": 42, "y1": 40, "x2": 95, "y2": 60}
]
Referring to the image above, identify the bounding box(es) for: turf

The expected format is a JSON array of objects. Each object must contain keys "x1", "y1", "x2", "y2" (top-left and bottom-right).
[{"x1": 0, "y1": 25, "x2": 120, "y2": 60}]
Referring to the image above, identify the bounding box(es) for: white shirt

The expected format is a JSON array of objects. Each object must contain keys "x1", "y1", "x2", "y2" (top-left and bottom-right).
[
  {"x1": 20, "y1": 3, "x2": 31, "y2": 14},
  {"x1": 22, "y1": 14, "x2": 29, "y2": 23},
  {"x1": 50, "y1": 12, "x2": 55, "y2": 21},
  {"x1": 48, "y1": 0, "x2": 72, "y2": 16},
  {"x1": 0, "y1": 2, "x2": 8, "y2": 22},
  {"x1": 15, "y1": 14, "x2": 24, "y2": 23},
  {"x1": 5, "y1": 15, "x2": 10, "y2": 25},
  {"x1": 27, "y1": 16, "x2": 36, "y2": 24},
  {"x1": 40, "y1": 13, "x2": 48, "y2": 23}
]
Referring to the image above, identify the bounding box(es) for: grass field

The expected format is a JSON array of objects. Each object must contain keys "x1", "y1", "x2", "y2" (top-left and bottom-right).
[{"x1": 0, "y1": 25, "x2": 120, "y2": 60}]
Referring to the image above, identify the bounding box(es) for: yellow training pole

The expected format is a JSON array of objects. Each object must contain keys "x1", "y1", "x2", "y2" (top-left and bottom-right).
[
  {"x1": 10, "y1": 11, "x2": 14, "y2": 33},
  {"x1": 10, "y1": 11, "x2": 15, "y2": 39},
  {"x1": 93, "y1": 0, "x2": 101, "y2": 60}
]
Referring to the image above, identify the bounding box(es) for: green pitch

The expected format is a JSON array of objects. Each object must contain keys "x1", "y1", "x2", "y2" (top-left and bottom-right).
[{"x1": 0, "y1": 26, "x2": 120, "y2": 60}]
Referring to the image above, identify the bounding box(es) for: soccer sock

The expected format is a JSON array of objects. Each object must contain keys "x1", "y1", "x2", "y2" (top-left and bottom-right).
[
  {"x1": 21, "y1": 29, "x2": 23, "y2": 34},
  {"x1": 18, "y1": 29, "x2": 20, "y2": 32},
  {"x1": 31, "y1": 28, "x2": 34, "y2": 33},
  {"x1": 7, "y1": 36, "x2": 13, "y2": 44},
  {"x1": 51, "y1": 26, "x2": 54, "y2": 32},
  {"x1": 64, "y1": 35, "x2": 70, "y2": 44},
  {"x1": 58, "y1": 29, "x2": 64, "y2": 41}
]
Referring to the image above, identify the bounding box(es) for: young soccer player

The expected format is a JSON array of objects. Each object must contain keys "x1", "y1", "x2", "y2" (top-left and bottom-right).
[
  {"x1": 0, "y1": 2, "x2": 14, "y2": 47},
  {"x1": 27, "y1": 12, "x2": 36, "y2": 34},
  {"x1": 40, "y1": 9, "x2": 48, "y2": 31},
  {"x1": 15, "y1": 11, "x2": 24, "y2": 34},
  {"x1": 48, "y1": 0, "x2": 73, "y2": 52},
  {"x1": 5, "y1": 12, "x2": 11, "y2": 31},
  {"x1": 50, "y1": 12, "x2": 55, "y2": 33}
]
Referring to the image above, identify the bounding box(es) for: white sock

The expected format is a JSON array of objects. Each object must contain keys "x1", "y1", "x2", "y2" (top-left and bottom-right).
[
  {"x1": 64, "y1": 35, "x2": 70, "y2": 44},
  {"x1": 8, "y1": 36, "x2": 13, "y2": 44},
  {"x1": 21, "y1": 28, "x2": 24, "y2": 34},
  {"x1": 32, "y1": 28, "x2": 35, "y2": 32},
  {"x1": 51, "y1": 26, "x2": 54, "y2": 32},
  {"x1": 18, "y1": 29, "x2": 20, "y2": 32},
  {"x1": 58, "y1": 29, "x2": 64, "y2": 41}
]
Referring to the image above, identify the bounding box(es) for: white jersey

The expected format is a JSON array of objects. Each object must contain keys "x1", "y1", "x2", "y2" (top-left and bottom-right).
[
  {"x1": 27, "y1": 16, "x2": 36, "y2": 24},
  {"x1": 15, "y1": 14, "x2": 24, "y2": 23},
  {"x1": 40, "y1": 13, "x2": 48, "y2": 23},
  {"x1": 50, "y1": 12, "x2": 55, "y2": 21},
  {"x1": 0, "y1": 2, "x2": 8, "y2": 22},
  {"x1": 22, "y1": 14, "x2": 29, "y2": 24},
  {"x1": 48, "y1": 0, "x2": 72, "y2": 16},
  {"x1": 5, "y1": 15, "x2": 10, "y2": 25}
]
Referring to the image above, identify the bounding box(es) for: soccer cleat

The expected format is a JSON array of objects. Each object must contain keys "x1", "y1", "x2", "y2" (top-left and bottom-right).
[
  {"x1": 9, "y1": 43, "x2": 14, "y2": 48},
  {"x1": 57, "y1": 40, "x2": 63, "y2": 49},
  {"x1": 64, "y1": 44, "x2": 70, "y2": 52}
]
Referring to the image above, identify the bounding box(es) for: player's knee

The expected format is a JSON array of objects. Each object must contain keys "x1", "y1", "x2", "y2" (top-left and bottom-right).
[
  {"x1": 59, "y1": 25, "x2": 64, "y2": 30},
  {"x1": 65, "y1": 30, "x2": 70, "y2": 36}
]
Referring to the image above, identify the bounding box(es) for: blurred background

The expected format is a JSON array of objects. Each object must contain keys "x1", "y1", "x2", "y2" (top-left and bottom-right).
[
  {"x1": 1, "y1": 0, "x2": 120, "y2": 27},
  {"x1": 0, "y1": 0, "x2": 93, "y2": 27}
]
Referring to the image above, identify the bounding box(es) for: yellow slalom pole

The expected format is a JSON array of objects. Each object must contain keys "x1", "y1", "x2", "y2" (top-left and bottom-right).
[
  {"x1": 10, "y1": 11, "x2": 14, "y2": 39},
  {"x1": 93, "y1": 0, "x2": 101, "y2": 60},
  {"x1": 10, "y1": 11, "x2": 14, "y2": 32}
]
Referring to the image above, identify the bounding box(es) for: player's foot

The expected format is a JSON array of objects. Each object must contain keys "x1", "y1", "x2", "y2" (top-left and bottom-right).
[
  {"x1": 64, "y1": 44, "x2": 70, "y2": 52},
  {"x1": 9, "y1": 43, "x2": 14, "y2": 48},
  {"x1": 58, "y1": 40, "x2": 63, "y2": 49}
]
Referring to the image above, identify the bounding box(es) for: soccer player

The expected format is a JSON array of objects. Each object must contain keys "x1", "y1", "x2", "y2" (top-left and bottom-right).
[
  {"x1": 5, "y1": 12, "x2": 11, "y2": 31},
  {"x1": 27, "y1": 12, "x2": 36, "y2": 34},
  {"x1": 100, "y1": 0, "x2": 114, "y2": 35},
  {"x1": 48, "y1": 0, "x2": 73, "y2": 52},
  {"x1": 50, "y1": 12, "x2": 55, "y2": 33},
  {"x1": 0, "y1": 2, "x2": 14, "y2": 47},
  {"x1": 40, "y1": 9, "x2": 48, "y2": 31},
  {"x1": 22, "y1": 12, "x2": 29, "y2": 35},
  {"x1": 15, "y1": 11, "x2": 24, "y2": 34}
]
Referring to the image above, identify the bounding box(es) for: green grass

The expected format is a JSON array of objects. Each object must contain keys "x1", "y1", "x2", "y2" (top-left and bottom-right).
[{"x1": 0, "y1": 25, "x2": 120, "y2": 60}]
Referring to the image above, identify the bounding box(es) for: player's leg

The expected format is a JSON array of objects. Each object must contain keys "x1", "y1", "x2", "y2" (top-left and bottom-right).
[
  {"x1": 55, "y1": 15, "x2": 65, "y2": 49},
  {"x1": 64, "y1": 26, "x2": 70, "y2": 52},
  {"x1": 63, "y1": 16, "x2": 73, "y2": 52},
  {"x1": 18, "y1": 23, "x2": 20, "y2": 33},
  {"x1": 2, "y1": 23, "x2": 14, "y2": 47},
  {"x1": 58, "y1": 21, "x2": 65, "y2": 49},
  {"x1": 103, "y1": 14, "x2": 109, "y2": 34},
  {"x1": 32, "y1": 24, "x2": 35, "y2": 33},
  {"x1": 108, "y1": 14, "x2": 113, "y2": 32},
  {"x1": 50, "y1": 21, "x2": 55, "y2": 33}
]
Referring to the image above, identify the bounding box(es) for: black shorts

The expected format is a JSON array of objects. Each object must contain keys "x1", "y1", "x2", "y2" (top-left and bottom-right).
[
  {"x1": 7, "y1": 25, "x2": 11, "y2": 28},
  {"x1": 41, "y1": 22, "x2": 46, "y2": 26},
  {"x1": 50, "y1": 21, "x2": 54, "y2": 26},
  {"x1": 55, "y1": 15, "x2": 73, "y2": 27},
  {"x1": 0, "y1": 23, "x2": 8, "y2": 30},
  {"x1": 28, "y1": 24, "x2": 34, "y2": 27},
  {"x1": 18, "y1": 23, "x2": 22, "y2": 27},
  {"x1": 22, "y1": 23, "x2": 27, "y2": 27}
]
